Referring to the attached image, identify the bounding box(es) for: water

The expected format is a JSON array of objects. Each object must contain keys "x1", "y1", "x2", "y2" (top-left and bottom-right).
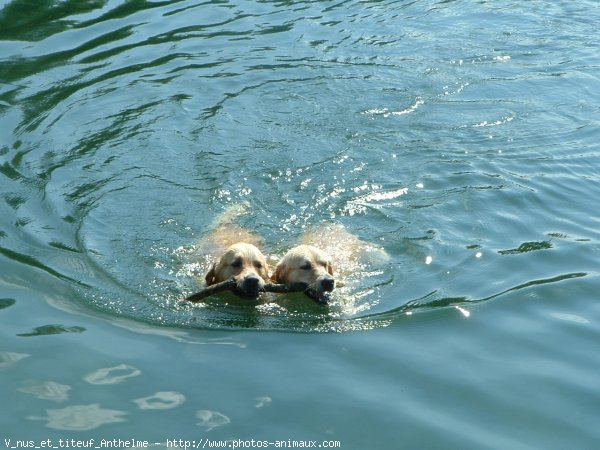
[{"x1": 1, "y1": 0, "x2": 599, "y2": 447}]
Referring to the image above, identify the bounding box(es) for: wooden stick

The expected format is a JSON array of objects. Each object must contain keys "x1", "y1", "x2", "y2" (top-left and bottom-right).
[
  {"x1": 184, "y1": 280, "x2": 311, "y2": 303},
  {"x1": 263, "y1": 282, "x2": 310, "y2": 294},
  {"x1": 184, "y1": 278, "x2": 238, "y2": 302}
]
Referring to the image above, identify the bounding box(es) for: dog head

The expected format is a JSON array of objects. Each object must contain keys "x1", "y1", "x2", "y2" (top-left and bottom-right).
[
  {"x1": 205, "y1": 242, "x2": 269, "y2": 299},
  {"x1": 272, "y1": 245, "x2": 335, "y2": 304}
]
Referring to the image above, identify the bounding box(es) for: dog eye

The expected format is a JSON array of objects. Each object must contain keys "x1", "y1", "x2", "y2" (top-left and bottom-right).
[
  {"x1": 300, "y1": 263, "x2": 312, "y2": 270},
  {"x1": 254, "y1": 261, "x2": 263, "y2": 269},
  {"x1": 231, "y1": 258, "x2": 243, "y2": 268}
]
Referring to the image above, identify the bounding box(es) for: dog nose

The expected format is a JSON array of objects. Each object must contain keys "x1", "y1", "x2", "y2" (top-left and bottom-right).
[
  {"x1": 321, "y1": 277, "x2": 335, "y2": 292},
  {"x1": 244, "y1": 276, "x2": 260, "y2": 289},
  {"x1": 239, "y1": 274, "x2": 263, "y2": 298}
]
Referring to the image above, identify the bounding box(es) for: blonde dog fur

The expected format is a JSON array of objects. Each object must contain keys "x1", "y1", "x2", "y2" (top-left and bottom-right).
[
  {"x1": 271, "y1": 244, "x2": 335, "y2": 303},
  {"x1": 199, "y1": 205, "x2": 269, "y2": 299},
  {"x1": 272, "y1": 224, "x2": 387, "y2": 303}
]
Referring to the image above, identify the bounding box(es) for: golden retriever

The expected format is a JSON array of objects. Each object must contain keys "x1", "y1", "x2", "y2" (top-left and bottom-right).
[
  {"x1": 272, "y1": 224, "x2": 388, "y2": 304},
  {"x1": 205, "y1": 241, "x2": 269, "y2": 299},
  {"x1": 271, "y1": 244, "x2": 335, "y2": 304},
  {"x1": 197, "y1": 205, "x2": 270, "y2": 300}
]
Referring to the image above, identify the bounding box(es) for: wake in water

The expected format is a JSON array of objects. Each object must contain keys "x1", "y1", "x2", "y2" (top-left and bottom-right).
[{"x1": 158, "y1": 206, "x2": 393, "y2": 332}]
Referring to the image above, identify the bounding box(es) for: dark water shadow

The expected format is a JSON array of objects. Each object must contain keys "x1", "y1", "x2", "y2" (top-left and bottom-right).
[
  {"x1": 0, "y1": 298, "x2": 17, "y2": 310},
  {"x1": 498, "y1": 240, "x2": 553, "y2": 255},
  {"x1": 361, "y1": 272, "x2": 589, "y2": 323},
  {"x1": 17, "y1": 324, "x2": 86, "y2": 337}
]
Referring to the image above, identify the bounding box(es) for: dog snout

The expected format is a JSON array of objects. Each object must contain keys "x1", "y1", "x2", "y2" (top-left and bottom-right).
[
  {"x1": 320, "y1": 276, "x2": 335, "y2": 292},
  {"x1": 238, "y1": 274, "x2": 264, "y2": 298}
]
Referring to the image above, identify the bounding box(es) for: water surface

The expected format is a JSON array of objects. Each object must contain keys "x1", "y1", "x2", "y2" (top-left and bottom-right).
[{"x1": 1, "y1": 0, "x2": 599, "y2": 448}]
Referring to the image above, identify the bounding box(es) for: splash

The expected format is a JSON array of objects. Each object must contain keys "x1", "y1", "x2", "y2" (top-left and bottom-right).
[{"x1": 363, "y1": 97, "x2": 424, "y2": 117}]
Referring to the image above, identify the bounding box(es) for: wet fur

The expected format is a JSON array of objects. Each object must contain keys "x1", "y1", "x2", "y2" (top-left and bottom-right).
[
  {"x1": 198, "y1": 207, "x2": 270, "y2": 299},
  {"x1": 272, "y1": 224, "x2": 387, "y2": 302},
  {"x1": 271, "y1": 245, "x2": 335, "y2": 303}
]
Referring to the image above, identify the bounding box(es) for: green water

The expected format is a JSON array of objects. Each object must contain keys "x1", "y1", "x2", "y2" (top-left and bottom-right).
[{"x1": 1, "y1": 0, "x2": 599, "y2": 448}]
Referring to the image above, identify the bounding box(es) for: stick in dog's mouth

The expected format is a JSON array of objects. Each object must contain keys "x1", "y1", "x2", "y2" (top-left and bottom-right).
[
  {"x1": 184, "y1": 279, "x2": 330, "y2": 305},
  {"x1": 233, "y1": 287, "x2": 262, "y2": 300},
  {"x1": 302, "y1": 288, "x2": 332, "y2": 305}
]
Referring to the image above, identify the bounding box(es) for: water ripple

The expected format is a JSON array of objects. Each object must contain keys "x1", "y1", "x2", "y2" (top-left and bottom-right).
[{"x1": 1, "y1": 0, "x2": 599, "y2": 334}]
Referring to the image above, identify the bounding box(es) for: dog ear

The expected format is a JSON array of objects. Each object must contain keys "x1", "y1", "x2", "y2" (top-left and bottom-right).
[
  {"x1": 327, "y1": 262, "x2": 334, "y2": 276},
  {"x1": 270, "y1": 265, "x2": 280, "y2": 282},
  {"x1": 260, "y1": 264, "x2": 270, "y2": 283},
  {"x1": 205, "y1": 263, "x2": 217, "y2": 286},
  {"x1": 271, "y1": 264, "x2": 286, "y2": 283}
]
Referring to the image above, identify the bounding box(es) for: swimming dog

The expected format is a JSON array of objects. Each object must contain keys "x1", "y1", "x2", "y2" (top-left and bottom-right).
[
  {"x1": 271, "y1": 244, "x2": 335, "y2": 304},
  {"x1": 196, "y1": 205, "x2": 269, "y2": 300},
  {"x1": 272, "y1": 224, "x2": 388, "y2": 304}
]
